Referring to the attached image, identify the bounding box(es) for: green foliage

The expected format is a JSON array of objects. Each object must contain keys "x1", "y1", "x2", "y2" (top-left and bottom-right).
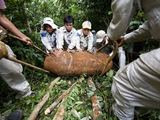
[
  {"x1": 79, "y1": 0, "x2": 112, "y2": 31},
  {"x1": 0, "y1": 72, "x2": 117, "y2": 120}
]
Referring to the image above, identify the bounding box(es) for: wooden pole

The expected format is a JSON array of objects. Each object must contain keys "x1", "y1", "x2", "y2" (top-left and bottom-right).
[
  {"x1": 8, "y1": 33, "x2": 48, "y2": 55},
  {"x1": 6, "y1": 56, "x2": 50, "y2": 73}
]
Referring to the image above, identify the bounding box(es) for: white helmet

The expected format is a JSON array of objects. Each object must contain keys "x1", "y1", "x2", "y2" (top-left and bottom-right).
[
  {"x1": 96, "y1": 30, "x2": 106, "y2": 43},
  {"x1": 42, "y1": 17, "x2": 58, "y2": 29},
  {"x1": 82, "y1": 21, "x2": 92, "y2": 29}
]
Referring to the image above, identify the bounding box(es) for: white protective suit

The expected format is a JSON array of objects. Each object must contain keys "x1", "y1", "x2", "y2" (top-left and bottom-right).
[
  {"x1": 75, "y1": 29, "x2": 94, "y2": 52},
  {"x1": 40, "y1": 29, "x2": 62, "y2": 52},
  {"x1": 58, "y1": 26, "x2": 77, "y2": 50},
  {"x1": 107, "y1": 0, "x2": 160, "y2": 119}
]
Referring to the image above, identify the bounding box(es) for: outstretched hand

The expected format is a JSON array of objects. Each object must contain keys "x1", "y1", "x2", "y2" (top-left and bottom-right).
[
  {"x1": 21, "y1": 36, "x2": 32, "y2": 45},
  {"x1": 52, "y1": 49, "x2": 63, "y2": 57},
  {"x1": 116, "y1": 36, "x2": 125, "y2": 47},
  {"x1": 67, "y1": 49, "x2": 75, "y2": 53}
]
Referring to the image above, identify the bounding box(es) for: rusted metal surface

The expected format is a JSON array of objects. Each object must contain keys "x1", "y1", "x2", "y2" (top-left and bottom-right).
[{"x1": 44, "y1": 51, "x2": 113, "y2": 76}]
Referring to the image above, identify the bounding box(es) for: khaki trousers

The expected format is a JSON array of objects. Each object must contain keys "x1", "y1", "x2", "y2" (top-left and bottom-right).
[{"x1": 112, "y1": 55, "x2": 160, "y2": 120}]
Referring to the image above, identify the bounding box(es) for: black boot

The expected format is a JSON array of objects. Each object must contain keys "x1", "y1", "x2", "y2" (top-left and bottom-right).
[{"x1": 5, "y1": 110, "x2": 23, "y2": 120}]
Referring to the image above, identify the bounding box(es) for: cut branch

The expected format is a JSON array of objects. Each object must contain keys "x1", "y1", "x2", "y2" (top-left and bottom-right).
[
  {"x1": 28, "y1": 77, "x2": 60, "y2": 120},
  {"x1": 44, "y1": 89, "x2": 68, "y2": 115},
  {"x1": 91, "y1": 95, "x2": 101, "y2": 120},
  {"x1": 45, "y1": 77, "x2": 83, "y2": 115},
  {"x1": 52, "y1": 103, "x2": 65, "y2": 120}
]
